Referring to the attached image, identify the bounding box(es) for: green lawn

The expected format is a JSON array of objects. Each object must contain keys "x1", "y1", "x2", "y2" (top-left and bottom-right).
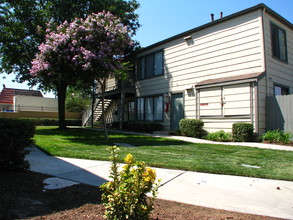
[{"x1": 34, "y1": 126, "x2": 293, "y2": 181}]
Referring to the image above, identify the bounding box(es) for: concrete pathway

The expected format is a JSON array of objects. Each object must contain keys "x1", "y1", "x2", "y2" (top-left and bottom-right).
[{"x1": 26, "y1": 145, "x2": 293, "y2": 219}]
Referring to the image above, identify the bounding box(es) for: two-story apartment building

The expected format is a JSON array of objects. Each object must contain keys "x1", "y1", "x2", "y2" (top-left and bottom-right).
[{"x1": 84, "y1": 4, "x2": 292, "y2": 135}]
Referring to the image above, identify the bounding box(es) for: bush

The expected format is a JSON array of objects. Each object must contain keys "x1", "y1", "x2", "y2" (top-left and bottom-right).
[
  {"x1": 123, "y1": 121, "x2": 164, "y2": 133},
  {"x1": 0, "y1": 118, "x2": 35, "y2": 170},
  {"x1": 232, "y1": 123, "x2": 254, "y2": 142},
  {"x1": 204, "y1": 130, "x2": 232, "y2": 142},
  {"x1": 93, "y1": 121, "x2": 103, "y2": 128},
  {"x1": 179, "y1": 119, "x2": 204, "y2": 138},
  {"x1": 100, "y1": 146, "x2": 160, "y2": 220},
  {"x1": 262, "y1": 129, "x2": 292, "y2": 144},
  {"x1": 21, "y1": 118, "x2": 82, "y2": 126}
]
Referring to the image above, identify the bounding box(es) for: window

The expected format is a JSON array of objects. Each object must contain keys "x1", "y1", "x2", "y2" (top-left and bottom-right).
[
  {"x1": 274, "y1": 85, "x2": 289, "y2": 96},
  {"x1": 271, "y1": 24, "x2": 287, "y2": 62},
  {"x1": 154, "y1": 96, "x2": 163, "y2": 120},
  {"x1": 137, "y1": 98, "x2": 144, "y2": 120},
  {"x1": 154, "y1": 51, "x2": 163, "y2": 76},
  {"x1": 128, "y1": 101, "x2": 135, "y2": 121},
  {"x1": 138, "y1": 57, "x2": 145, "y2": 79},
  {"x1": 138, "y1": 50, "x2": 164, "y2": 79},
  {"x1": 145, "y1": 54, "x2": 154, "y2": 78},
  {"x1": 145, "y1": 97, "x2": 154, "y2": 121},
  {"x1": 136, "y1": 95, "x2": 163, "y2": 121}
]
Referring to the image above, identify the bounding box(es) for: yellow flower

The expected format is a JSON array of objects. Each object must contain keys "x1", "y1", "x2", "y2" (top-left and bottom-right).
[
  {"x1": 143, "y1": 167, "x2": 156, "y2": 182},
  {"x1": 124, "y1": 153, "x2": 135, "y2": 164}
]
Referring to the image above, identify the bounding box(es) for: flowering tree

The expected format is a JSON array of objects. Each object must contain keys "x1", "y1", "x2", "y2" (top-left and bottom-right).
[{"x1": 30, "y1": 11, "x2": 133, "y2": 131}]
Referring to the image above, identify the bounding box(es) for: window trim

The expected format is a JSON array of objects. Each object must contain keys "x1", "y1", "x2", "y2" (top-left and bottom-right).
[
  {"x1": 137, "y1": 50, "x2": 164, "y2": 80},
  {"x1": 270, "y1": 22, "x2": 288, "y2": 63},
  {"x1": 136, "y1": 94, "x2": 164, "y2": 122}
]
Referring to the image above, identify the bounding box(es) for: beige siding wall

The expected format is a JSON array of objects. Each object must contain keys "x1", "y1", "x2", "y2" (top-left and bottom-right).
[
  {"x1": 13, "y1": 95, "x2": 58, "y2": 112},
  {"x1": 136, "y1": 9, "x2": 265, "y2": 131},
  {"x1": 263, "y1": 13, "x2": 293, "y2": 96},
  {"x1": 257, "y1": 77, "x2": 267, "y2": 134},
  {"x1": 105, "y1": 77, "x2": 116, "y2": 92}
]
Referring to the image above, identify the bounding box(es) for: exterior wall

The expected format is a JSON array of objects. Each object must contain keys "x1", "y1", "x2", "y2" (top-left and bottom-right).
[
  {"x1": 197, "y1": 82, "x2": 256, "y2": 133},
  {"x1": 263, "y1": 12, "x2": 293, "y2": 96},
  {"x1": 0, "y1": 111, "x2": 80, "y2": 119},
  {"x1": 105, "y1": 77, "x2": 117, "y2": 92},
  {"x1": 0, "y1": 103, "x2": 12, "y2": 111},
  {"x1": 13, "y1": 95, "x2": 58, "y2": 112},
  {"x1": 257, "y1": 76, "x2": 267, "y2": 134},
  {"x1": 136, "y1": 9, "x2": 265, "y2": 132}
]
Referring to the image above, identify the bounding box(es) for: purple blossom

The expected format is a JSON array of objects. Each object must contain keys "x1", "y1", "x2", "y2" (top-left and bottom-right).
[{"x1": 30, "y1": 11, "x2": 133, "y2": 80}]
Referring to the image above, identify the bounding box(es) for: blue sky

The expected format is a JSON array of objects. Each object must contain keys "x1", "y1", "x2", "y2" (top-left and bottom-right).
[
  {"x1": 2, "y1": 0, "x2": 292, "y2": 97},
  {"x1": 134, "y1": 0, "x2": 293, "y2": 47}
]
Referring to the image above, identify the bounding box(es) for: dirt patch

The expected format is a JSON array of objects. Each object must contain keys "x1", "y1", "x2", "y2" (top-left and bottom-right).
[{"x1": 0, "y1": 171, "x2": 282, "y2": 219}]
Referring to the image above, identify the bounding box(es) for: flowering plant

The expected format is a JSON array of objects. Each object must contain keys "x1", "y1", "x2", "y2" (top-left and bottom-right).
[
  {"x1": 101, "y1": 146, "x2": 160, "y2": 220},
  {"x1": 29, "y1": 11, "x2": 133, "y2": 129},
  {"x1": 30, "y1": 11, "x2": 132, "y2": 83}
]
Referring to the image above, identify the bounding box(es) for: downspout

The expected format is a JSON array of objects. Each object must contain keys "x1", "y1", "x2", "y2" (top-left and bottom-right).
[
  {"x1": 262, "y1": 8, "x2": 269, "y2": 96},
  {"x1": 261, "y1": 7, "x2": 269, "y2": 134}
]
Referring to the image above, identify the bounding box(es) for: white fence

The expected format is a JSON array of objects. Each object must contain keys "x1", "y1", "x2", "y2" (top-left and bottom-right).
[{"x1": 266, "y1": 94, "x2": 293, "y2": 133}]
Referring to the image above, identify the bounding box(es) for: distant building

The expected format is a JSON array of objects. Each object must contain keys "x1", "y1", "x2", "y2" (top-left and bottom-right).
[{"x1": 0, "y1": 85, "x2": 58, "y2": 112}]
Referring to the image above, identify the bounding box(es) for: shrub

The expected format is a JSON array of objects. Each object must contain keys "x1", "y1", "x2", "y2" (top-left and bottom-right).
[
  {"x1": 179, "y1": 119, "x2": 204, "y2": 138},
  {"x1": 93, "y1": 121, "x2": 103, "y2": 128},
  {"x1": 262, "y1": 129, "x2": 292, "y2": 144},
  {"x1": 21, "y1": 118, "x2": 82, "y2": 126},
  {"x1": 123, "y1": 121, "x2": 164, "y2": 133},
  {"x1": 0, "y1": 118, "x2": 35, "y2": 170},
  {"x1": 232, "y1": 123, "x2": 254, "y2": 142},
  {"x1": 100, "y1": 146, "x2": 160, "y2": 220},
  {"x1": 204, "y1": 130, "x2": 232, "y2": 142}
]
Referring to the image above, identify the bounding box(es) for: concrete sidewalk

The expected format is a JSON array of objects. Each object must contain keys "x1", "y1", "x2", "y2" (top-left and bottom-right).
[{"x1": 26, "y1": 146, "x2": 293, "y2": 219}]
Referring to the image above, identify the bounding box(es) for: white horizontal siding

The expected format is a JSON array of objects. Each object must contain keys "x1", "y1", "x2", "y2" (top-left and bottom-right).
[
  {"x1": 106, "y1": 77, "x2": 116, "y2": 91},
  {"x1": 257, "y1": 77, "x2": 267, "y2": 134},
  {"x1": 137, "y1": 10, "x2": 264, "y2": 97},
  {"x1": 264, "y1": 12, "x2": 293, "y2": 96},
  {"x1": 203, "y1": 118, "x2": 252, "y2": 133},
  {"x1": 136, "y1": 9, "x2": 265, "y2": 132}
]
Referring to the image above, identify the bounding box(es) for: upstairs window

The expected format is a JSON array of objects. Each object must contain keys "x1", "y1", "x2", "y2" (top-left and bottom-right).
[
  {"x1": 138, "y1": 50, "x2": 164, "y2": 79},
  {"x1": 271, "y1": 23, "x2": 287, "y2": 62},
  {"x1": 274, "y1": 85, "x2": 289, "y2": 96}
]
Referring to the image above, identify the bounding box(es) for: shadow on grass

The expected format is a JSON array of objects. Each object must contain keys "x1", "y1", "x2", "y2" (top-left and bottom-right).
[{"x1": 34, "y1": 127, "x2": 192, "y2": 147}]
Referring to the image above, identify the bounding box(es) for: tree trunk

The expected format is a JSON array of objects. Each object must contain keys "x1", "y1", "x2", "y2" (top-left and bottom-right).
[
  {"x1": 57, "y1": 81, "x2": 68, "y2": 129},
  {"x1": 101, "y1": 78, "x2": 108, "y2": 139},
  {"x1": 91, "y1": 81, "x2": 96, "y2": 128}
]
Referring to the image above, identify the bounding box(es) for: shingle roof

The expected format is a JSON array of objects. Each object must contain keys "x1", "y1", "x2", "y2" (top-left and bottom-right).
[{"x1": 0, "y1": 88, "x2": 43, "y2": 104}]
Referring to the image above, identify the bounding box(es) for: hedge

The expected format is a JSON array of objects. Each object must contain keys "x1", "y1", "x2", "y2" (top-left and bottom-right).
[
  {"x1": 232, "y1": 123, "x2": 254, "y2": 142},
  {"x1": 0, "y1": 118, "x2": 35, "y2": 170},
  {"x1": 122, "y1": 121, "x2": 164, "y2": 133},
  {"x1": 179, "y1": 119, "x2": 204, "y2": 138}
]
